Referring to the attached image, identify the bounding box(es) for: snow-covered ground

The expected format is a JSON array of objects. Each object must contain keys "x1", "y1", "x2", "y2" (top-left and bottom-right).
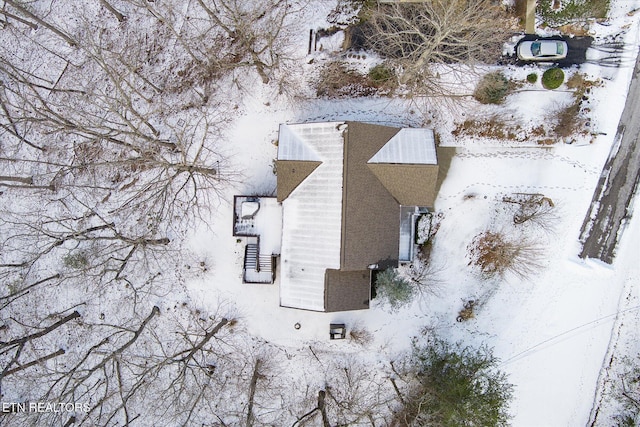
[
  {"x1": 187, "y1": 0, "x2": 640, "y2": 425},
  {"x1": 5, "y1": 0, "x2": 640, "y2": 424}
]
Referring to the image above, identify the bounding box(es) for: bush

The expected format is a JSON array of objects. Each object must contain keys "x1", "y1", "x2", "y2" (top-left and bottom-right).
[
  {"x1": 63, "y1": 252, "x2": 89, "y2": 269},
  {"x1": 368, "y1": 64, "x2": 394, "y2": 86},
  {"x1": 317, "y1": 61, "x2": 396, "y2": 97},
  {"x1": 474, "y1": 72, "x2": 510, "y2": 104},
  {"x1": 316, "y1": 61, "x2": 377, "y2": 98},
  {"x1": 467, "y1": 231, "x2": 543, "y2": 279},
  {"x1": 526, "y1": 72, "x2": 538, "y2": 83},
  {"x1": 374, "y1": 268, "x2": 414, "y2": 311},
  {"x1": 553, "y1": 72, "x2": 597, "y2": 137},
  {"x1": 616, "y1": 415, "x2": 638, "y2": 427},
  {"x1": 614, "y1": 356, "x2": 640, "y2": 426},
  {"x1": 565, "y1": 71, "x2": 585, "y2": 89},
  {"x1": 542, "y1": 67, "x2": 564, "y2": 89},
  {"x1": 398, "y1": 339, "x2": 513, "y2": 426},
  {"x1": 456, "y1": 300, "x2": 477, "y2": 322},
  {"x1": 349, "y1": 326, "x2": 373, "y2": 346},
  {"x1": 503, "y1": 193, "x2": 557, "y2": 229}
]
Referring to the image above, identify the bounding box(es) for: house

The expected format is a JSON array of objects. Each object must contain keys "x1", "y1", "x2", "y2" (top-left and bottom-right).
[{"x1": 276, "y1": 122, "x2": 438, "y2": 312}]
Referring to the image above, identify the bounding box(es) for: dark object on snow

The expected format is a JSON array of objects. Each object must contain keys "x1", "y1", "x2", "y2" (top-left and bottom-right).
[{"x1": 329, "y1": 323, "x2": 346, "y2": 340}]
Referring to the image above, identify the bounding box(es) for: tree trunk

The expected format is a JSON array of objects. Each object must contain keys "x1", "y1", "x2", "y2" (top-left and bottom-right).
[
  {"x1": 0, "y1": 311, "x2": 81, "y2": 348},
  {"x1": 3, "y1": 0, "x2": 77, "y2": 46},
  {"x1": 245, "y1": 358, "x2": 262, "y2": 427},
  {"x1": 175, "y1": 318, "x2": 228, "y2": 363},
  {"x1": 318, "y1": 390, "x2": 330, "y2": 427},
  {"x1": 0, "y1": 176, "x2": 33, "y2": 185},
  {"x1": 0, "y1": 9, "x2": 38, "y2": 29}
]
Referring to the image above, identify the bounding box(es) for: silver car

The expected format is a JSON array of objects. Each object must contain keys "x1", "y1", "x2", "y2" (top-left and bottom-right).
[{"x1": 517, "y1": 40, "x2": 568, "y2": 61}]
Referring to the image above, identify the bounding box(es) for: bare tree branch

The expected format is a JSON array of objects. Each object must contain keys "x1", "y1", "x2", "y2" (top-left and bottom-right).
[{"x1": 3, "y1": 0, "x2": 77, "y2": 46}]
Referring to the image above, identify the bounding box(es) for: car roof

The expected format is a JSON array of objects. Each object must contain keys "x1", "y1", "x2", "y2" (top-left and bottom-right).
[{"x1": 538, "y1": 40, "x2": 563, "y2": 56}]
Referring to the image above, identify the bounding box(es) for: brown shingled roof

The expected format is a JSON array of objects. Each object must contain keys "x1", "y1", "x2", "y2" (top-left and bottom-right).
[
  {"x1": 325, "y1": 269, "x2": 371, "y2": 312},
  {"x1": 276, "y1": 160, "x2": 321, "y2": 202},
  {"x1": 340, "y1": 122, "x2": 402, "y2": 271},
  {"x1": 367, "y1": 163, "x2": 439, "y2": 207}
]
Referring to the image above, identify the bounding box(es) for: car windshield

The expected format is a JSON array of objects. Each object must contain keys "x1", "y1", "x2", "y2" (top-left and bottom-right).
[
  {"x1": 556, "y1": 42, "x2": 565, "y2": 55},
  {"x1": 531, "y1": 42, "x2": 542, "y2": 56}
]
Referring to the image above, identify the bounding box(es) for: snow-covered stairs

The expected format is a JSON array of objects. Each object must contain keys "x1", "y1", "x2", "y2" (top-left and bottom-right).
[
  {"x1": 243, "y1": 243, "x2": 275, "y2": 284},
  {"x1": 258, "y1": 255, "x2": 272, "y2": 273}
]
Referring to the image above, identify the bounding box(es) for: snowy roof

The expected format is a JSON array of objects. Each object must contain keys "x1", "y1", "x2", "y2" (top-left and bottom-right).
[
  {"x1": 277, "y1": 123, "x2": 323, "y2": 161},
  {"x1": 368, "y1": 128, "x2": 437, "y2": 165},
  {"x1": 279, "y1": 122, "x2": 345, "y2": 311}
]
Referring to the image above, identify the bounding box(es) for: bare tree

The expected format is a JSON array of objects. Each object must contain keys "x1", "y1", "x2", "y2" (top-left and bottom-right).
[
  {"x1": 289, "y1": 351, "x2": 400, "y2": 426},
  {"x1": 104, "y1": 0, "x2": 303, "y2": 93},
  {"x1": 0, "y1": 4, "x2": 241, "y2": 421},
  {"x1": 323, "y1": 355, "x2": 398, "y2": 425},
  {"x1": 0, "y1": 299, "x2": 254, "y2": 426},
  {"x1": 401, "y1": 261, "x2": 443, "y2": 298},
  {"x1": 0, "y1": 21, "x2": 234, "y2": 229},
  {"x1": 361, "y1": 0, "x2": 512, "y2": 90},
  {"x1": 467, "y1": 230, "x2": 545, "y2": 280},
  {"x1": 0, "y1": 1, "x2": 386, "y2": 426},
  {"x1": 192, "y1": 0, "x2": 300, "y2": 84}
]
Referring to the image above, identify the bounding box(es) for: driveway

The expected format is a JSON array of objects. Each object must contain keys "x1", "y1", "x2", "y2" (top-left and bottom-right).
[
  {"x1": 509, "y1": 34, "x2": 594, "y2": 66},
  {"x1": 578, "y1": 45, "x2": 640, "y2": 263}
]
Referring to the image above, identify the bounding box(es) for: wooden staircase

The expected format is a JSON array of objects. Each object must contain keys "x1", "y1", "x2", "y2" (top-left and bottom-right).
[
  {"x1": 243, "y1": 243, "x2": 275, "y2": 283},
  {"x1": 244, "y1": 244, "x2": 258, "y2": 271}
]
